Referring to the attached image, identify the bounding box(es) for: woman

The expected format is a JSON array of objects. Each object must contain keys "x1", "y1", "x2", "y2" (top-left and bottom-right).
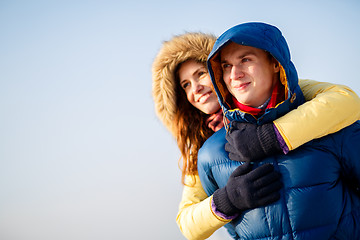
[{"x1": 152, "y1": 32, "x2": 360, "y2": 240}]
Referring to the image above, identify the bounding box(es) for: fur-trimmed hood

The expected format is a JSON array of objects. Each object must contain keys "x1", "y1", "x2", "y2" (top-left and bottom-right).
[{"x1": 152, "y1": 32, "x2": 216, "y2": 136}]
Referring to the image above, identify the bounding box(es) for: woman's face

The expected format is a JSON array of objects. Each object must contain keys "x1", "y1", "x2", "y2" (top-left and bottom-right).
[{"x1": 178, "y1": 60, "x2": 220, "y2": 115}]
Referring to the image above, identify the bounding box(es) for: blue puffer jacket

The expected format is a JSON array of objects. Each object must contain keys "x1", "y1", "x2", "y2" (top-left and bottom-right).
[{"x1": 197, "y1": 22, "x2": 360, "y2": 240}]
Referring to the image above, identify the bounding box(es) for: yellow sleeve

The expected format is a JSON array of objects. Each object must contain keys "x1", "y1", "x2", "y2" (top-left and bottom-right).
[
  {"x1": 274, "y1": 79, "x2": 360, "y2": 150},
  {"x1": 176, "y1": 174, "x2": 230, "y2": 240}
]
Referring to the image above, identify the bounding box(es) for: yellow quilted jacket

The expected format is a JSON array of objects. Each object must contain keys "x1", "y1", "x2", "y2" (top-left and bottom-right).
[{"x1": 176, "y1": 79, "x2": 360, "y2": 240}]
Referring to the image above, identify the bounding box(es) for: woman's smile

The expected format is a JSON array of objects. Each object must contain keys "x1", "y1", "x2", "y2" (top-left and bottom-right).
[{"x1": 197, "y1": 91, "x2": 212, "y2": 104}]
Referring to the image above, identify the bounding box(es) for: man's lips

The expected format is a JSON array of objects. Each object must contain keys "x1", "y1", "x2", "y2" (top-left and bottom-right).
[
  {"x1": 233, "y1": 82, "x2": 251, "y2": 91},
  {"x1": 197, "y1": 91, "x2": 212, "y2": 103}
]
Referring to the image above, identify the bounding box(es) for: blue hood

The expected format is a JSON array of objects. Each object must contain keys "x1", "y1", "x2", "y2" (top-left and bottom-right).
[{"x1": 207, "y1": 22, "x2": 305, "y2": 125}]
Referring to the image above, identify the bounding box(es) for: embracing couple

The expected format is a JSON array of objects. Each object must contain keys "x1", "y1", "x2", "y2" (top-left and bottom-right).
[{"x1": 152, "y1": 22, "x2": 360, "y2": 240}]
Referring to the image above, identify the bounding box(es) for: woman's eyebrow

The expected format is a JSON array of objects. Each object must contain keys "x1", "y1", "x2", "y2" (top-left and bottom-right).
[
  {"x1": 179, "y1": 67, "x2": 205, "y2": 84},
  {"x1": 192, "y1": 67, "x2": 206, "y2": 76}
]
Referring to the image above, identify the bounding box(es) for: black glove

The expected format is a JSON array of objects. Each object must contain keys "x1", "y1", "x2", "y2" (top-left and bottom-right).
[
  {"x1": 213, "y1": 162, "x2": 281, "y2": 216},
  {"x1": 225, "y1": 122, "x2": 282, "y2": 162}
]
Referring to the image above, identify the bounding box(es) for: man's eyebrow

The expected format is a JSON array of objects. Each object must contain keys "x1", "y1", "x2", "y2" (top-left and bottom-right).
[
  {"x1": 220, "y1": 50, "x2": 255, "y2": 64},
  {"x1": 220, "y1": 59, "x2": 228, "y2": 64}
]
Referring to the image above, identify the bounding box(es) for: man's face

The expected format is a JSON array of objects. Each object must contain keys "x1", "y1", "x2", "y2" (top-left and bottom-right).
[{"x1": 220, "y1": 42, "x2": 279, "y2": 107}]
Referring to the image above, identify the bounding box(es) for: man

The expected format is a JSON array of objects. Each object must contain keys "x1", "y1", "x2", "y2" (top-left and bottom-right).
[{"x1": 197, "y1": 22, "x2": 360, "y2": 239}]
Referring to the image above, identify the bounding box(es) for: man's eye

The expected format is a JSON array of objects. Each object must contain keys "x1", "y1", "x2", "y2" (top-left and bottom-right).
[
  {"x1": 221, "y1": 64, "x2": 230, "y2": 70},
  {"x1": 242, "y1": 58, "x2": 250, "y2": 63}
]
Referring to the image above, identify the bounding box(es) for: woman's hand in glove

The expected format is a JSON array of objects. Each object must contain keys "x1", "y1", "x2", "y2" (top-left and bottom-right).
[{"x1": 225, "y1": 122, "x2": 283, "y2": 162}]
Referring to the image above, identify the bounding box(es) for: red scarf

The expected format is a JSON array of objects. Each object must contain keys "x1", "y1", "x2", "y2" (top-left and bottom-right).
[
  {"x1": 206, "y1": 108, "x2": 224, "y2": 132},
  {"x1": 232, "y1": 81, "x2": 285, "y2": 117}
]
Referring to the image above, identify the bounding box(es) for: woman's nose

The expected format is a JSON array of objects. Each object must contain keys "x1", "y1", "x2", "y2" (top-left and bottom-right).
[{"x1": 192, "y1": 82, "x2": 203, "y2": 93}]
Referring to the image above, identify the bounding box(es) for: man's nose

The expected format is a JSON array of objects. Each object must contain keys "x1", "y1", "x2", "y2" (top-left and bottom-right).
[{"x1": 230, "y1": 65, "x2": 245, "y2": 80}]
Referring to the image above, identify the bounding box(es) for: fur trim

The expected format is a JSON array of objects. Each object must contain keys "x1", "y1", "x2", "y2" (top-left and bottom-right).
[{"x1": 152, "y1": 32, "x2": 216, "y2": 136}]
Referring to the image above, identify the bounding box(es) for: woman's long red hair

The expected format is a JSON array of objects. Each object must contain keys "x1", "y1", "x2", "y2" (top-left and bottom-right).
[{"x1": 173, "y1": 69, "x2": 214, "y2": 185}]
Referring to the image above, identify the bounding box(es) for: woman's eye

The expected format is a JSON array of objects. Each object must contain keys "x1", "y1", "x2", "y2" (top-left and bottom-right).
[
  {"x1": 182, "y1": 82, "x2": 190, "y2": 89},
  {"x1": 198, "y1": 71, "x2": 207, "y2": 78}
]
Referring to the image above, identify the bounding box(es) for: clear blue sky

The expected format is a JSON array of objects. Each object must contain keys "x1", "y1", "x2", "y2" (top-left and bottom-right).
[{"x1": 1, "y1": 1, "x2": 359, "y2": 239}]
